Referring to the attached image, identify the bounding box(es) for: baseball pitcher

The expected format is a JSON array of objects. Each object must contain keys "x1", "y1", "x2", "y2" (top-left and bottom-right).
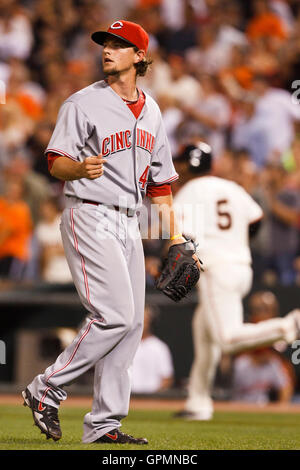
[{"x1": 22, "y1": 21, "x2": 201, "y2": 444}]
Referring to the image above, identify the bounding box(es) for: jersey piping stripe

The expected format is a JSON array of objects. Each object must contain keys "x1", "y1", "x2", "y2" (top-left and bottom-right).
[
  {"x1": 71, "y1": 207, "x2": 90, "y2": 306},
  {"x1": 38, "y1": 386, "x2": 52, "y2": 410},
  {"x1": 70, "y1": 208, "x2": 103, "y2": 321},
  {"x1": 71, "y1": 208, "x2": 89, "y2": 303},
  {"x1": 45, "y1": 148, "x2": 78, "y2": 162},
  {"x1": 147, "y1": 174, "x2": 179, "y2": 185},
  {"x1": 45, "y1": 318, "x2": 100, "y2": 385}
]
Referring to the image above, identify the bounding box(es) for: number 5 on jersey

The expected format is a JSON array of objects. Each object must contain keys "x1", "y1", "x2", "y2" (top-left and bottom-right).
[
  {"x1": 216, "y1": 199, "x2": 232, "y2": 230},
  {"x1": 139, "y1": 165, "x2": 150, "y2": 190}
]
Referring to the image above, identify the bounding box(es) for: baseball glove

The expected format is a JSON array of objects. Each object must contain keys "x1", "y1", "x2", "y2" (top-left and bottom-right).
[{"x1": 156, "y1": 239, "x2": 202, "y2": 302}]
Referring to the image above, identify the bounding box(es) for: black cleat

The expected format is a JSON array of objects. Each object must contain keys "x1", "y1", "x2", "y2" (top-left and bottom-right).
[
  {"x1": 95, "y1": 429, "x2": 148, "y2": 445},
  {"x1": 22, "y1": 387, "x2": 62, "y2": 441}
]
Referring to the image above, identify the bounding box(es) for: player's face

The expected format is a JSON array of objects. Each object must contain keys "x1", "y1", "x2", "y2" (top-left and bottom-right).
[{"x1": 102, "y1": 37, "x2": 142, "y2": 77}]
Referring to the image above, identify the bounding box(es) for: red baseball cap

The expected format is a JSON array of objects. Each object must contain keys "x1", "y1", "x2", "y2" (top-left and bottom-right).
[{"x1": 91, "y1": 20, "x2": 149, "y2": 52}]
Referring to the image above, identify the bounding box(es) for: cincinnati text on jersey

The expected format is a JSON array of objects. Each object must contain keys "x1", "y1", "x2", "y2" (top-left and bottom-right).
[{"x1": 101, "y1": 129, "x2": 155, "y2": 157}]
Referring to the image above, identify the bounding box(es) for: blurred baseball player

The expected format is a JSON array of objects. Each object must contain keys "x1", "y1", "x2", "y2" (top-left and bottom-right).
[
  {"x1": 173, "y1": 141, "x2": 300, "y2": 420},
  {"x1": 22, "y1": 20, "x2": 197, "y2": 445}
]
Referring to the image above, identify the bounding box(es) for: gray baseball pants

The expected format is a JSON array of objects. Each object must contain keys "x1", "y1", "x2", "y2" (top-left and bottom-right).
[{"x1": 28, "y1": 196, "x2": 145, "y2": 443}]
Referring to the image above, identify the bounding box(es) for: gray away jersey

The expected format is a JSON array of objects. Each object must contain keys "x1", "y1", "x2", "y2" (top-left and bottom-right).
[{"x1": 45, "y1": 80, "x2": 178, "y2": 209}]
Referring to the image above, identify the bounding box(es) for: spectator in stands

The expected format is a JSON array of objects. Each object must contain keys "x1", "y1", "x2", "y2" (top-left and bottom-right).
[
  {"x1": 0, "y1": 57, "x2": 46, "y2": 152},
  {"x1": 63, "y1": 0, "x2": 106, "y2": 74},
  {"x1": 177, "y1": 73, "x2": 231, "y2": 158},
  {"x1": 0, "y1": 177, "x2": 32, "y2": 281},
  {"x1": 232, "y1": 290, "x2": 295, "y2": 404},
  {"x1": 35, "y1": 197, "x2": 72, "y2": 284},
  {"x1": 0, "y1": 0, "x2": 33, "y2": 61},
  {"x1": 265, "y1": 181, "x2": 300, "y2": 230},
  {"x1": 160, "y1": 0, "x2": 187, "y2": 32},
  {"x1": 3, "y1": 153, "x2": 52, "y2": 226},
  {"x1": 232, "y1": 74, "x2": 300, "y2": 168},
  {"x1": 213, "y1": 1, "x2": 248, "y2": 51},
  {"x1": 0, "y1": 96, "x2": 34, "y2": 153},
  {"x1": 261, "y1": 163, "x2": 300, "y2": 285},
  {"x1": 247, "y1": 37, "x2": 281, "y2": 78},
  {"x1": 252, "y1": 74, "x2": 300, "y2": 161},
  {"x1": 156, "y1": 93, "x2": 183, "y2": 156},
  {"x1": 131, "y1": 304, "x2": 174, "y2": 394},
  {"x1": 270, "y1": 0, "x2": 295, "y2": 34},
  {"x1": 246, "y1": 0, "x2": 288, "y2": 42},
  {"x1": 219, "y1": 44, "x2": 253, "y2": 99},
  {"x1": 161, "y1": 1, "x2": 198, "y2": 54},
  {"x1": 185, "y1": 24, "x2": 232, "y2": 76},
  {"x1": 6, "y1": 58, "x2": 46, "y2": 121},
  {"x1": 156, "y1": 52, "x2": 201, "y2": 107},
  {"x1": 232, "y1": 149, "x2": 260, "y2": 195}
]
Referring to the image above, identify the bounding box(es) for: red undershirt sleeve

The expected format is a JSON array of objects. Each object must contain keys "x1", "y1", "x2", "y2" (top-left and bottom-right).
[
  {"x1": 146, "y1": 183, "x2": 172, "y2": 198},
  {"x1": 47, "y1": 152, "x2": 62, "y2": 171}
]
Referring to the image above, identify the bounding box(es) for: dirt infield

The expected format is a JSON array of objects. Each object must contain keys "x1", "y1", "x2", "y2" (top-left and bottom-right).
[{"x1": 2, "y1": 393, "x2": 300, "y2": 413}]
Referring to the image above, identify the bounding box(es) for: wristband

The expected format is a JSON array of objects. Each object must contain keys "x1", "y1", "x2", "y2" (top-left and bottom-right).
[{"x1": 170, "y1": 233, "x2": 183, "y2": 241}]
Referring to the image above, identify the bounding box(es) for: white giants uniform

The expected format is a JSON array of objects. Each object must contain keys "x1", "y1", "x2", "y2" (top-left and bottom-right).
[
  {"x1": 27, "y1": 80, "x2": 178, "y2": 443},
  {"x1": 174, "y1": 176, "x2": 297, "y2": 418}
]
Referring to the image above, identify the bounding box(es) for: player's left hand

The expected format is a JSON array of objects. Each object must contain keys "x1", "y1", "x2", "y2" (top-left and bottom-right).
[
  {"x1": 169, "y1": 236, "x2": 203, "y2": 271},
  {"x1": 156, "y1": 238, "x2": 203, "y2": 302}
]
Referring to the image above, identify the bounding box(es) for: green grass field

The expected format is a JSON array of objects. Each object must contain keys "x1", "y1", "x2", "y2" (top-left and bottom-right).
[{"x1": 1, "y1": 404, "x2": 300, "y2": 450}]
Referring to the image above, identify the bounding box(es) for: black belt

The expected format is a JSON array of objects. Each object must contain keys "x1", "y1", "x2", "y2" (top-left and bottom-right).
[{"x1": 82, "y1": 199, "x2": 135, "y2": 217}]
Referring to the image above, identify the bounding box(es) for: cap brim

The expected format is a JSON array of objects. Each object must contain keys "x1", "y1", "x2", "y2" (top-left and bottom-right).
[{"x1": 91, "y1": 31, "x2": 136, "y2": 48}]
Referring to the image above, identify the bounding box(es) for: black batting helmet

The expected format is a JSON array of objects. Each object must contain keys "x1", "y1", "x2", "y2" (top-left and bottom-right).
[{"x1": 177, "y1": 142, "x2": 213, "y2": 174}]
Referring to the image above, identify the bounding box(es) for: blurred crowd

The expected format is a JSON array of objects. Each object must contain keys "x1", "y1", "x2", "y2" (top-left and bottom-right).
[{"x1": 1, "y1": 0, "x2": 300, "y2": 287}]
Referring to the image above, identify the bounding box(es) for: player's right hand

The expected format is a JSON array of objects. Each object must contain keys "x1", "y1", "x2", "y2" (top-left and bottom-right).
[{"x1": 80, "y1": 154, "x2": 107, "y2": 179}]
